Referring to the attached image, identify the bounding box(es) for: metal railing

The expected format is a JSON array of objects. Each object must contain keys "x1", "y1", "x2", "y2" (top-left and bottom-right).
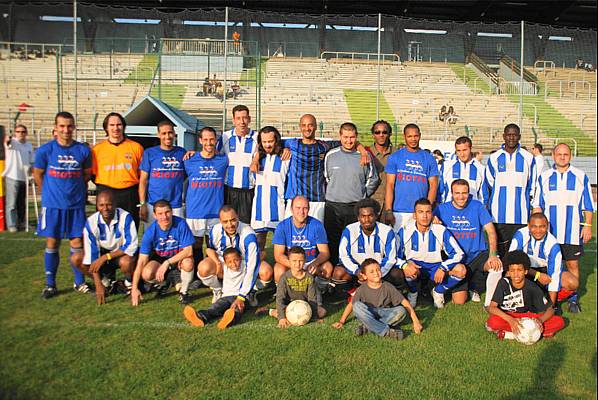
[
  {"x1": 320, "y1": 51, "x2": 400, "y2": 64},
  {"x1": 543, "y1": 79, "x2": 594, "y2": 99}
]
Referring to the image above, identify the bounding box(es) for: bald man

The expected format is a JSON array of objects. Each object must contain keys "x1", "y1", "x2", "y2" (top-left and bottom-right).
[
  {"x1": 533, "y1": 143, "x2": 595, "y2": 313},
  {"x1": 283, "y1": 114, "x2": 369, "y2": 223}
]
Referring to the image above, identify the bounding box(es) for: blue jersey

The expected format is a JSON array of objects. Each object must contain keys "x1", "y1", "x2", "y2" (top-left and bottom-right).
[
  {"x1": 272, "y1": 216, "x2": 328, "y2": 264},
  {"x1": 386, "y1": 148, "x2": 439, "y2": 213},
  {"x1": 140, "y1": 146, "x2": 186, "y2": 208},
  {"x1": 34, "y1": 140, "x2": 91, "y2": 209},
  {"x1": 434, "y1": 198, "x2": 493, "y2": 264},
  {"x1": 140, "y1": 216, "x2": 195, "y2": 258},
  {"x1": 184, "y1": 153, "x2": 228, "y2": 219},
  {"x1": 284, "y1": 138, "x2": 339, "y2": 202}
]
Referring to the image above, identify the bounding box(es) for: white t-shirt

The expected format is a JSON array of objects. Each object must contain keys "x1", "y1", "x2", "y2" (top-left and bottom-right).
[{"x1": 3, "y1": 139, "x2": 34, "y2": 181}]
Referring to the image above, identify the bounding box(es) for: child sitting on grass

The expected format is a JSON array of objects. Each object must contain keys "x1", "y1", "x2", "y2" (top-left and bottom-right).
[
  {"x1": 183, "y1": 247, "x2": 251, "y2": 330},
  {"x1": 343, "y1": 258, "x2": 423, "y2": 339},
  {"x1": 257, "y1": 246, "x2": 326, "y2": 328},
  {"x1": 486, "y1": 250, "x2": 565, "y2": 340}
]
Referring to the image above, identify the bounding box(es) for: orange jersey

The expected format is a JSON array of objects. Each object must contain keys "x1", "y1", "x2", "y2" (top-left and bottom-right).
[{"x1": 92, "y1": 138, "x2": 144, "y2": 189}]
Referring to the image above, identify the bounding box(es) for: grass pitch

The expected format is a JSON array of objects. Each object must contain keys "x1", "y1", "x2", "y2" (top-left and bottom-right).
[{"x1": 0, "y1": 218, "x2": 596, "y2": 399}]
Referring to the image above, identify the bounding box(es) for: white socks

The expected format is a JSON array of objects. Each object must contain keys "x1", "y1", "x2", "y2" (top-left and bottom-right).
[
  {"x1": 199, "y1": 274, "x2": 222, "y2": 291},
  {"x1": 485, "y1": 269, "x2": 503, "y2": 307},
  {"x1": 180, "y1": 269, "x2": 194, "y2": 294}
]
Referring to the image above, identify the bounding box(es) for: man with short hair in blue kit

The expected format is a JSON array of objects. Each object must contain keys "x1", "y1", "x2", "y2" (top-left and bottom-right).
[
  {"x1": 434, "y1": 179, "x2": 502, "y2": 303},
  {"x1": 384, "y1": 123, "x2": 439, "y2": 232},
  {"x1": 138, "y1": 121, "x2": 186, "y2": 226},
  {"x1": 130, "y1": 199, "x2": 195, "y2": 306},
  {"x1": 33, "y1": 112, "x2": 93, "y2": 299},
  {"x1": 184, "y1": 127, "x2": 228, "y2": 264}
]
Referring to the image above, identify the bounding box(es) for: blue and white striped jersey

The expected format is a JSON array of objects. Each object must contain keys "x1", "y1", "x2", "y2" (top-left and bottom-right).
[
  {"x1": 397, "y1": 221, "x2": 464, "y2": 271},
  {"x1": 83, "y1": 208, "x2": 138, "y2": 264},
  {"x1": 208, "y1": 221, "x2": 260, "y2": 299},
  {"x1": 218, "y1": 128, "x2": 258, "y2": 189},
  {"x1": 509, "y1": 226, "x2": 563, "y2": 292},
  {"x1": 251, "y1": 154, "x2": 290, "y2": 231},
  {"x1": 438, "y1": 158, "x2": 484, "y2": 203},
  {"x1": 339, "y1": 221, "x2": 404, "y2": 277},
  {"x1": 484, "y1": 145, "x2": 537, "y2": 224},
  {"x1": 533, "y1": 165, "x2": 595, "y2": 245}
]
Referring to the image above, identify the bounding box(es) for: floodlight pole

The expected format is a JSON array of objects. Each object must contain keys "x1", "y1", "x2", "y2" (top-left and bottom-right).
[
  {"x1": 376, "y1": 13, "x2": 381, "y2": 120},
  {"x1": 519, "y1": 20, "x2": 524, "y2": 129},
  {"x1": 222, "y1": 7, "x2": 229, "y2": 133},
  {"x1": 73, "y1": 0, "x2": 78, "y2": 133}
]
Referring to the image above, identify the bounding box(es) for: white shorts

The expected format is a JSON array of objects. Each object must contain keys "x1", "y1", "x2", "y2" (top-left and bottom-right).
[
  {"x1": 186, "y1": 218, "x2": 219, "y2": 237},
  {"x1": 393, "y1": 212, "x2": 413, "y2": 232},
  {"x1": 251, "y1": 220, "x2": 279, "y2": 233},
  {"x1": 145, "y1": 203, "x2": 184, "y2": 226},
  {"x1": 284, "y1": 201, "x2": 325, "y2": 224}
]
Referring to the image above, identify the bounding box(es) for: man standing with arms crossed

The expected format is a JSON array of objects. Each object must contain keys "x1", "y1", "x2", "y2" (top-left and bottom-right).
[
  {"x1": 533, "y1": 143, "x2": 594, "y2": 313},
  {"x1": 34, "y1": 112, "x2": 92, "y2": 298},
  {"x1": 366, "y1": 120, "x2": 394, "y2": 217}
]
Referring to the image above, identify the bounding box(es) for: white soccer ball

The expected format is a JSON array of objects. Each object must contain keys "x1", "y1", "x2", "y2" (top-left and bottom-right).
[
  {"x1": 515, "y1": 318, "x2": 543, "y2": 345},
  {"x1": 285, "y1": 300, "x2": 312, "y2": 326}
]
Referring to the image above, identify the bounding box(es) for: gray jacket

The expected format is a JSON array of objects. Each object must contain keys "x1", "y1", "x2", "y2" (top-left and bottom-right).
[{"x1": 323, "y1": 147, "x2": 379, "y2": 203}]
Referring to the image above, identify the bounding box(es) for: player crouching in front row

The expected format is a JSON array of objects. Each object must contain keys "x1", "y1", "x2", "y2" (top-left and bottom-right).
[
  {"x1": 183, "y1": 247, "x2": 254, "y2": 329},
  {"x1": 130, "y1": 199, "x2": 195, "y2": 306},
  {"x1": 486, "y1": 250, "x2": 565, "y2": 340}
]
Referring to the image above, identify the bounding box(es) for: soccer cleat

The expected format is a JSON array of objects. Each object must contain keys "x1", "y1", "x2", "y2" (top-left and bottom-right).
[
  {"x1": 496, "y1": 330, "x2": 515, "y2": 340},
  {"x1": 567, "y1": 300, "x2": 581, "y2": 313},
  {"x1": 431, "y1": 289, "x2": 445, "y2": 309},
  {"x1": 211, "y1": 289, "x2": 223, "y2": 304},
  {"x1": 154, "y1": 281, "x2": 172, "y2": 298},
  {"x1": 407, "y1": 292, "x2": 418, "y2": 308},
  {"x1": 552, "y1": 305, "x2": 563, "y2": 316},
  {"x1": 386, "y1": 328, "x2": 405, "y2": 340},
  {"x1": 124, "y1": 280, "x2": 133, "y2": 296},
  {"x1": 74, "y1": 282, "x2": 93, "y2": 294},
  {"x1": 183, "y1": 306, "x2": 205, "y2": 327},
  {"x1": 355, "y1": 324, "x2": 369, "y2": 337},
  {"x1": 496, "y1": 330, "x2": 506, "y2": 340},
  {"x1": 469, "y1": 290, "x2": 481, "y2": 303},
  {"x1": 179, "y1": 292, "x2": 192, "y2": 305},
  {"x1": 217, "y1": 309, "x2": 236, "y2": 330},
  {"x1": 41, "y1": 285, "x2": 58, "y2": 299}
]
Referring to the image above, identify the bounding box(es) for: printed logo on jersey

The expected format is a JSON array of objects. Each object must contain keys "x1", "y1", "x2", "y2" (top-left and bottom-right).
[
  {"x1": 446, "y1": 215, "x2": 478, "y2": 239},
  {"x1": 396, "y1": 159, "x2": 428, "y2": 183},
  {"x1": 155, "y1": 235, "x2": 182, "y2": 257},
  {"x1": 151, "y1": 156, "x2": 184, "y2": 179},
  {"x1": 190, "y1": 165, "x2": 223, "y2": 188},
  {"x1": 49, "y1": 155, "x2": 82, "y2": 178},
  {"x1": 291, "y1": 235, "x2": 317, "y2": 259},
  {"x1": 501, "y1": 289, "x2": 524, "y2": 312}
]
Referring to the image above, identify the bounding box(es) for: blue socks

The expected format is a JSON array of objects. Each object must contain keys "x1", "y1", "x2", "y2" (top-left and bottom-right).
[
  {"x1": 44, "y1": 248, "x2": 59, "y2": 287},
  {"x1": 435, "y1": 275, "x2": 464, "y2": 294},
  {"x1": 70, "y1": 247, "x2": 85, "y2": 286}
]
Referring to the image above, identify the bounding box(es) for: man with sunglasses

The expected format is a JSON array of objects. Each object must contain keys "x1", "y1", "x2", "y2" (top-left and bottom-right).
[{"x1": 366, "y1": 120, "x2": 394, "y2": 217}]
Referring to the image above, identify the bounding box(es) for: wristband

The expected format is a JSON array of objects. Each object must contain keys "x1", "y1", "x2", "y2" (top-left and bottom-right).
[
  {"x1": 534, "y1": 271, "x2": 541, "y2": 281},
  {"x1": 384, "y1": 210, "x2": 393, "y2": 214},
  {"x1": 236, "y1": 296, "x2": 246, "y2": 302},
  {"x1": 489, "y1": 251, "x2": 497, "y2": 257},
  {"x1": 137, "y1": 201, "x2": 146, "y2": 208},
  {"x1": 106, "y1": 253, "x2": 112, "y2": 261},
  {"x1": 167, "y1": 261, "x2": 176, "y2": 271},
  {"x1": 580, "y1": 223, "x2": 592, "y2": 227}
]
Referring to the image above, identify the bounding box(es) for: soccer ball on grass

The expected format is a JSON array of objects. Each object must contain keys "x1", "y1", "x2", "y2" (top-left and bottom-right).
[{"x1": 285, "y1": 300, "x2": 312, "y2": 326}]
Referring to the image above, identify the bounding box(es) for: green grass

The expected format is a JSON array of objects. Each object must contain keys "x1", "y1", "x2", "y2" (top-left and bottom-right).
[
  {"x1": 343, "y1": 89, "x2": 395, "y2": 136},
  {"x1": 240, "y1": 57, "x2": 267, "y2": 87},
  {"x1": 149, "y1": 84, "x2": 186, "y2": 109},
  {"x1": 449, "y1": 63, "x2": 493, "y2": 95},
  {"x1": 0, "y1": 216, "x2": 596, "y2": 399},
  {"x1": 505, "y1": 94, "x2": 596, "y2": 156},
  {"x1": 123, "y1": 54, "x2": 158, "y2": 83}
]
